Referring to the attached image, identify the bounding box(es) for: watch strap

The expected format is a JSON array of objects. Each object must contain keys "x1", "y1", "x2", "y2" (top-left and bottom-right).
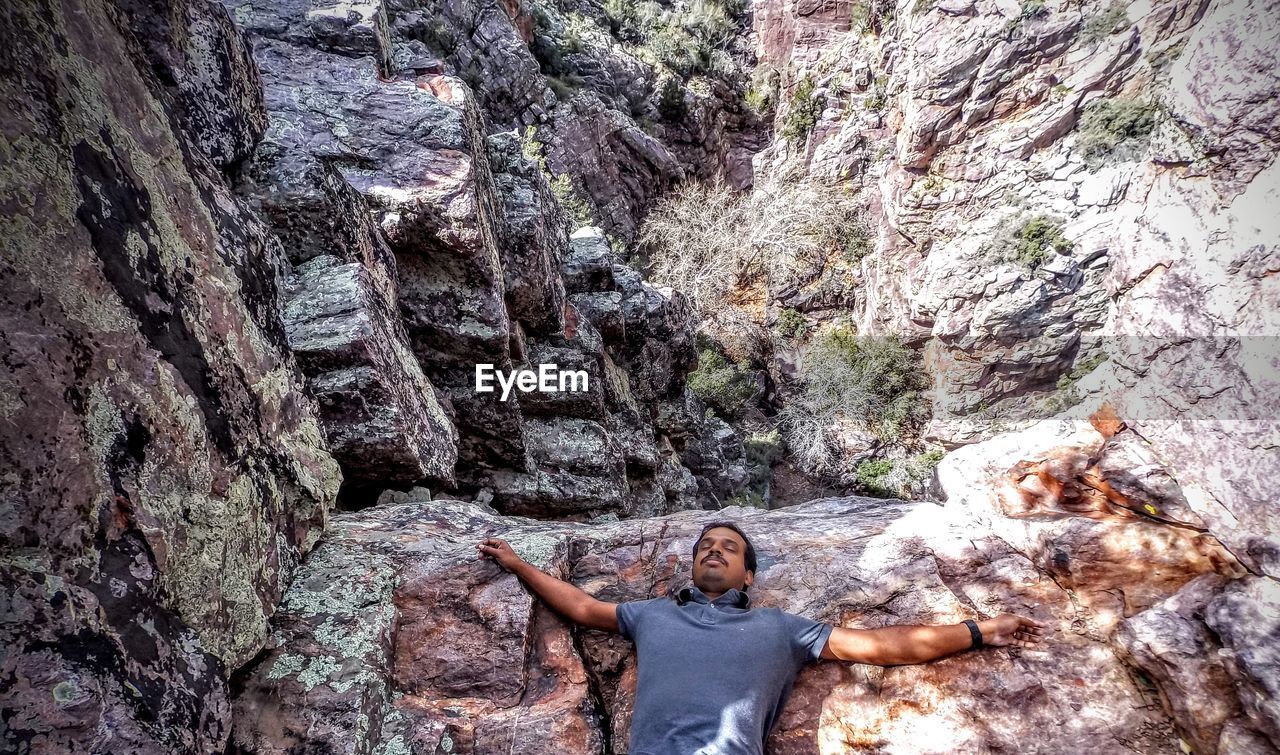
[{"x1": 963, "y1": 619, "x2": 984, "y2": 649}]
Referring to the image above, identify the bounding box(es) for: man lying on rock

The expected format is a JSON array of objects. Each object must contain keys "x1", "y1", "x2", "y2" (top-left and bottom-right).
[{"x1": 476, "y1": 521, "x2": 1046, "y2": 755}]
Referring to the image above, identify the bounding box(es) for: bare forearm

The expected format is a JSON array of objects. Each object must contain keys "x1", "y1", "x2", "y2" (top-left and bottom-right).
[
  {"x1": 825, "y1": 615, "x2": 1044, "y2": 665},
  {"x1": 510, "y1": 560, "x2": 595, "y2": 622},
  {"x1": 477, "y1": 538, "x2": 618, "y2": 631},
  {"x1": 861, "y1": 622, "x2": 978, "y2": 665}
]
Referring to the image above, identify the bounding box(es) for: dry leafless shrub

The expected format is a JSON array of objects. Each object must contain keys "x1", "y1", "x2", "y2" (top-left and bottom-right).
[{"x1": 640, "y1": 177, "x2": 865, "y2": 316}]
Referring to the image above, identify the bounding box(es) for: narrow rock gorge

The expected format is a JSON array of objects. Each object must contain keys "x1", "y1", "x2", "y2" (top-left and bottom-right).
[{"x1": 0, "y1": 0, "x2": 1276, "y2": 751}]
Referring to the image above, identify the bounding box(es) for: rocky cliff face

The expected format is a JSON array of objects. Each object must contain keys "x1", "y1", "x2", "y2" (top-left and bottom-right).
[
  {"x1": 750, "y1": 0, "x2": 1278, "y2": 477},
  {"x1": 3, "y1": 0, "x2": 1277, "y2": 750},
  {"x1": 1, "y1": 0, "x2": 747, "y2": 749},
  {"x1": 0, "y1": 0, "x2": 340, "y2": 749},
  {"x1": 746, "y1": 0, "x2": 1280, "y2": 600},
  {"x1": 226, "y1": 0, "x2": 749, "y2": 515}
]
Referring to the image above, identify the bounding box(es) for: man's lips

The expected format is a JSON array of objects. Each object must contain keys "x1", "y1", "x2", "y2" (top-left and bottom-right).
[{"x1": 702, "y1": 556, "x2": 726, "y2": 567}]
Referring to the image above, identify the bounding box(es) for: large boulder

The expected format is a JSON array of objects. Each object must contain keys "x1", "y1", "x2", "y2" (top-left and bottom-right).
[
  {"x1": 1117, "y1": 574, "x2": 1280, "y2": 755},
  {"x1": 230, "y1": 437, "x2": 1252, "y2": 753},
  {"x1": 0, "y1": 0, "x2": 341, "y2": 750}
]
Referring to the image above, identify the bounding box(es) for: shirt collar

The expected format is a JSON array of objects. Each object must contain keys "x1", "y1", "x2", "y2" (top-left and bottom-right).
[{"x1": 675, "y1": 585, "x2": 751, "y2": 609}]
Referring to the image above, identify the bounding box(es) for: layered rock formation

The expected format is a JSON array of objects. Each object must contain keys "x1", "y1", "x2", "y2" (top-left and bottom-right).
[
  {"x1": 297, "y1": 0, "x2": 769, "y2": 239},
  {"x1": 226, "y1": 0, "x2": 749, "y2": 514},
  {"x1": 0, "y1": 0, "x2": 341, "y2": 749},
  {"x1": 750, "y1": 0, "x2": 1278, "y2": 454},
  {"x1": 1, "y1": 0, "x2": 749, "y2": 748},
  {"x1": 4, "y1": 0, "x2": 1278, "y2": 750},
  {"x1": 746, "y1": 0, "x2": 1280, "y2": 649},
  {"x1": 230, "y1": 414, "x2": 1275, "y2": 752}
]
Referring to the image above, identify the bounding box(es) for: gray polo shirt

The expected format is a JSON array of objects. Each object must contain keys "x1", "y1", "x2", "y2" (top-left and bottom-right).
[{"x1": 615, "y1": 585, "x2": 834, "y2": 755}]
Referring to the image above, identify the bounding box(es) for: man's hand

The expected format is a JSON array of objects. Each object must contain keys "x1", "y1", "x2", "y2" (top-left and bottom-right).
[
  {"x1": 474, "y1": 536, "x2": 620, "y2": 632},
  {"x1": 978, "y1": 614, "x2": 1048, "y2": 648},
  {"x1": 476, "y1": 537, "x2": 524, "y2": 572}
]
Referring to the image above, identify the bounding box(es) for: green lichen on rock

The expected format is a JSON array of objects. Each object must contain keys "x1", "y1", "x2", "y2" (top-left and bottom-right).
[
  {"x1": 508, "y1": 532, "x2": 565, "y2": 569},
  {"x1": 296, "y1": 656, "x2": 343, "y2": 690},
  {"x1": 266, "y1": 654, "x2": 306, "y2": 681}
]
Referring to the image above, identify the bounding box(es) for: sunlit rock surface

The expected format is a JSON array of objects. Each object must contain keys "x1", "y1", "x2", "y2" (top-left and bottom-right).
[{"x1": 231, "y1": 430, "x2": 1264, "y2": 753}]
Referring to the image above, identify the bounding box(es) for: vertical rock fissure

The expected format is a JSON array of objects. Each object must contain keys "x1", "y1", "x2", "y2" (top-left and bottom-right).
[
  {"x1": 570, "y1": 625, "x2": 617, "y2": 755},
  {"x1": 563, "y1": 534, "x2": 618, "y2": 753}
]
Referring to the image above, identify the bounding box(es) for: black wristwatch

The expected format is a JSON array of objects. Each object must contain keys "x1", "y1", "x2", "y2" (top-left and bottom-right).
[{"x1": 963, "y1": 619, "x2": 984, "y2": 649}]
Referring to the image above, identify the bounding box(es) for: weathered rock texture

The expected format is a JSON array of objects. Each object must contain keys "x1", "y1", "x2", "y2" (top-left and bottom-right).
[
  {"x1": 0, "y1": 0, "x2": 341, "y2": 750},
  {"x1": 381, "y1": 0, "x2": 768, "y2": 238},
  {"x1": 7, "y1": 0, "x2": 1279, "y2": 749},
  {"x1": 747, "y1": 0, "x2": 1280, "y2": 568},
  {"x1": 935, "y1": 416, "x2": 1279, "y2": 753},
  {"x1": 227, "y1": 0, "x2": 749, "y2": 515},
  {"x1": 230, "y1": 423, "x2": 1271, "y2": 753},
  {"x1": 1, "y1": 0, "x2": 753, "y2": 749}
]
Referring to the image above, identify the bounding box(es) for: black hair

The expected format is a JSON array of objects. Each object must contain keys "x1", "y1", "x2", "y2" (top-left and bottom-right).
[{"x1": 693, "y1": 521, "x2": 758, "y2": 575}]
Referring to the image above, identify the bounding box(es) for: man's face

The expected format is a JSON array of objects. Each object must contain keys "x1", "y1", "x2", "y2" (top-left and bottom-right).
[{"x1": 692, "y1": 527, "x2": 754, "y2": 595}]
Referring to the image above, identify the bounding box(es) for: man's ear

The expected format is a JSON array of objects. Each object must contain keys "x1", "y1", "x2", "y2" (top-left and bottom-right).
[{"x1": 744, "y1": 570, "x2": 755, "y2": 589}]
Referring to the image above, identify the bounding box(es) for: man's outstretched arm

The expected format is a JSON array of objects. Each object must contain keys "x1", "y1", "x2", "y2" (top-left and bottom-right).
[
  {"x1": 820, "y1": 614, "x2": 1047, "y2": 665},
  {"x1": 476, "y1": 537, "x2": 620, "y2": 632}
]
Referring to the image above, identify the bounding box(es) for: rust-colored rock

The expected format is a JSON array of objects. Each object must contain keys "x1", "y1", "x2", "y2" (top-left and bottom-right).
[{"x1": 231, "y1": 445, "x2": 1253, "y2": 753}]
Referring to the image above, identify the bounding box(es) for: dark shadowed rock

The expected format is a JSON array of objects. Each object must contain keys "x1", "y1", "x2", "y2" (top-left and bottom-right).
[
  {"x1": 562, "y1": 227, "x2": 617, "y2": 295},
  {"x1": 122, "y1": 0, "x2": 268, "y2": 166},
  {"x1": 487, "y1": 131, "x2": 569, "y2": 336}
]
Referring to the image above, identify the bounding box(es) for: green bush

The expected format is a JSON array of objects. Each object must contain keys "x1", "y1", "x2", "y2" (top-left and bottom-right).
[
  {"x1": 745, "y1": 86, "x2": 771, "y2": 113},
  {"x1": 1081, "y1": 3, "x2": 1129, "y2": 44},
  {"x1": 850, "y1": 1, "x2": 871, "y2": 32},
  {"x1": 855, "y1": 448, "x2": 943, "y2": 498},
  {"x1": 688, "y1": 348, "x2": 756, "y2": 419},
  {"x1": 724, "y1": 490, "x2": 767, "y2": 508},
  {"x1": 745, "y1": 66, "x2": 780, "y2": 114},
  {"x1": 743, "y1": 428, "x2": 784, "y2": 491},
  {"x1": 838, "y1": 222, "x2": 872, "y2": 264},
  {"x1": 774, "y1": 308, "x2": 809, "y2": 340},
  {"x1": 530, "y1": 7, "x2": 584, "y2": 79},
  {"x1": 1076, "y1": 98, "x2": 1156, "y2": 166},
  {"x1": 779, "y1": 329, "x2": 930, "y2": 472},
  {"x1": 1057, "y1": 352, "x2": 1107, "y2": 390},
  {"x1": 549, "y1": 174, "x2": 594, "y2": 226},
  {"x1": 1020, "y1": 0, "x2": 1047, "y2": 19},
  {"x1": 864, "y1": 76, "x2": 888, "y2": 111},
  {"x1": 855, "y1": 459, "x2": 895, "y2": 497},
  {"x1": 657, "y1": 77, "x2": 688, "y2": 121},
  {"x1": 1010, "y1": 215, "x2": 1072, "y2": 268},
  {"x1": 803, "y1": 329, "x2": 929, "y2": 440},
  {"x1": 609, "y1": 0, "x2": 743, "y2": 78},
  {"x1": 781, "y1": 75, "x2": 822, "y2": 142}
]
